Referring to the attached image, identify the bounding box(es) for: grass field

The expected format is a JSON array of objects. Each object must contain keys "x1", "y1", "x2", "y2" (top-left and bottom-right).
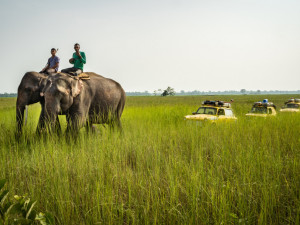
[{"x1": 0, "y1": 95, "x2": 299, "y2": 224}]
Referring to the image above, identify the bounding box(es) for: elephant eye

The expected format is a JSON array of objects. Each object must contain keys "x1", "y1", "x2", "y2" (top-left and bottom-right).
[{"x1": 59, "y1": 91, "x2": 66, "y2": 97}]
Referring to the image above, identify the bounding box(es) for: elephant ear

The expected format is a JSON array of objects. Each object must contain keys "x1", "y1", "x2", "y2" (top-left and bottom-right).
[
  {"x1": 71, "y1": 79, "x2": 83, "y2": 97},
  {"x1": 38, "y1": 77, "x2": 48, "y2": 91},
  {"x1": 57, "y1": 84, "x2": 70, "y2": 95}
]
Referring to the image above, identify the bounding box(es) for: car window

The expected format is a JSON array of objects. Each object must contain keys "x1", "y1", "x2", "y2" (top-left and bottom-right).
[
  {"x1": 225, "y1": 109, "x2": 233, "y2": 116},
  {"x1": 287, "y1": 104, "x2": 299, "y2": 109},
  {"x1": 218, "y1": 109, "x2": 225, "y2": 115},
  {"x1": 268, "y1": 108, "x2": 272, "y2": 114},
  {"x1": 196, "y1": 107, "x2": 217, "y2": 115},
  {"x1": 196, "y1": 107, "x2": 205, "y2": 114},
  {"x1": 251, "y1": 107, "x2": 267, "y2": 114},
  {"x1": 205, "y1": 108, "x2": 217, "y2": 115}
]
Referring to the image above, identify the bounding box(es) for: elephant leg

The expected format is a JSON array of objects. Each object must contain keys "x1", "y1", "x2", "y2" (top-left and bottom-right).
[
  {"x1": 68, "y1": 119, "x2": 81, "y2": 140},
  {"x1": 86, "y1": 115, "x2": 100, "y2": 134},
  {"x1": 109, "y1": 113, "x2": 123, "y2": 133},
  {"x1": 36, "y1": 103, "x2": 46, "y2": 134},
  {"x1": 65, "y1": 114, "x2": 72, "y2": 140},
  {"x1": 65, "y1": 114, "x2": 72, "y2": 134},
  {"x1": 66, "y1": 114, "x2": 84, "y2": 141},
  {"x1": 111, "y1": 119, "x2": 123, "y2": 134},
  {"x1": 66, "y1": 113, "x2": 85, "y2": 137},
  {"x1": 115, "y1": 119, "x2": 123, "y2": 132},
  {"x1": 36, "y1": 103, "x2": 61, "y2": 135}
]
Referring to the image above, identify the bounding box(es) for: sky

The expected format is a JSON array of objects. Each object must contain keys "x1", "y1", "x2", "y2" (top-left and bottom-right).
[{"x1": 0, "y1": 0, "x2": 299, "y2": 93}]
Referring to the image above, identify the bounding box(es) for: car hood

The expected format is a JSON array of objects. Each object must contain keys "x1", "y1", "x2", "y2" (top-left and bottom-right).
[
  {"x1": 280, "y1": 108, "x2": 299, "y2": 112},
  {"x1": 184, "y1": 114, "x2": 217, "y2": 121},
  {"x1": 245, "y1": 113, "x2": 273, "y2": 117}
]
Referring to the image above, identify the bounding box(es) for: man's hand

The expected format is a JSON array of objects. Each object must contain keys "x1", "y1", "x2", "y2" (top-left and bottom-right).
[
  {"x1": 69, "y1": 58, "x2": 74, "y2": 63},
  {"x1": 75, "y1": 51, "x2": 82, "y2": 58},
  {"x1": 51, "y1": 62, "x2": 59, "y2": 69}
]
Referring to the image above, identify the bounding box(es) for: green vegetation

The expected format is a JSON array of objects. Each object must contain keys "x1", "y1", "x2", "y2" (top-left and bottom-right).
[
  {"x1": 0, "y1": 95, "x2": 299, "y2": 224},
  {"x1": 0, "y1": 179, "x2": 53, "y2": 224}
]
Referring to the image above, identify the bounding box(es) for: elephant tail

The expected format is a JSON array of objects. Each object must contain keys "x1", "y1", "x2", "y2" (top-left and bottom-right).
[{"x1": 116, "y1": 91, "x2": 126, "y2": 119}]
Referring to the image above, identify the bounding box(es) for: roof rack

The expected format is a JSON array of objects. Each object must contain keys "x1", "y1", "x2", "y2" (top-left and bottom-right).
[
  {"x1": 253, "y1": 101, "x2": 276, "y2": 108},
  {"x1": 202, "y1": 100, "x2": 231, "y2": 108}
]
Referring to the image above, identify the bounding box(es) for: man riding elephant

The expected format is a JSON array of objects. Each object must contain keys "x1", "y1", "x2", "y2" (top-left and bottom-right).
[
  {"x1": 40, "y1": 48, "x2": 60, "y2": 75},
  {"x1": 61, "y1": 43, "x2": 86, "y2": 76}
]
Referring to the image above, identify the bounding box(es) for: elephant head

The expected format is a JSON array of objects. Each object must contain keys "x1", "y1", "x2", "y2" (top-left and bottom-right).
[
  {"x1": 41, "y1": 74, "x2": 82, "y2": 129},
  {"x1": 16, "y1": 72, "x2": 48, "y2": 134}
]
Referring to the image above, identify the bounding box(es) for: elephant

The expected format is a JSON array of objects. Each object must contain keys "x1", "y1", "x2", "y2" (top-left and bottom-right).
[
  {"x1": 16, "y1": 72, "x2": 48, "y2": 134},
  {"x1": 40, "y1": 72, "x2": 126, "y2": 133}
]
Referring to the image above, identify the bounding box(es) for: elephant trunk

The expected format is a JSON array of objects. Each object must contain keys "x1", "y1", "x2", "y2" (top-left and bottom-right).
[
  {"x1": 16, "y1": 93, "x2": 28, "y2": 134},
  {"x1": 16, "y1": 104, "x2": 25, "y2": 134},
  {"x1": 44, "y1": 96, "x2": 61, "y2": 132}
]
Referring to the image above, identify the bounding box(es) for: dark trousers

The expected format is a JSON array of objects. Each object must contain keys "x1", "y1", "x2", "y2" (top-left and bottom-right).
[
  {"x1": 40, "y1": 68, "x2": 57, "y2": 75},
  {"x1": 61, "y1": 67, "x2": 83, "y2": 76}
]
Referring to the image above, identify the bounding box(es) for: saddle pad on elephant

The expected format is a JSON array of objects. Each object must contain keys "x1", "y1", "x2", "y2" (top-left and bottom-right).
[{"x1": 77, "y1": 73, "x2": 90, "y2": 80}]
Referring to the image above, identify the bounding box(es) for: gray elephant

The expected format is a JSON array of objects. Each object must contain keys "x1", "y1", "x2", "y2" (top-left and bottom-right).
[
  {"x1": 16, "y1": 72, "x2": 49, "y2": 134},
  {"x1": 41, "y1": 72, "x2": 126, "y2": 133}
]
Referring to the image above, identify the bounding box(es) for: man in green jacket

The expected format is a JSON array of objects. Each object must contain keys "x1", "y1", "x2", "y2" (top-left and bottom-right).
[{"x1": 62, "y1": 43, "x2": 86, "y2": 76}]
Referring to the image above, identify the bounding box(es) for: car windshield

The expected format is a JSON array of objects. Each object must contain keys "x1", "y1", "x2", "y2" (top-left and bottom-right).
[
  {"x1": 251, "y1": 107, "x2": 267, "y2": 114},
  {"x1": 196, "y1": 107, "x2": 217, "y2": 115},
  {"x1": 286, "y1": 104, "x2": 299, "y2": 109}
]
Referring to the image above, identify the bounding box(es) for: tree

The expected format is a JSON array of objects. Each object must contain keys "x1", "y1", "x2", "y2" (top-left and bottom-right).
[
  {"x1": 161, "y1": 87, "x2": 175, "y2": 96},
  {"x1": 240, "y1": 89, "x2": 246, "y2": 95}
]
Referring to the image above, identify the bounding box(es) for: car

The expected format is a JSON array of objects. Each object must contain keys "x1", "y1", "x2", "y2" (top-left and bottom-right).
[
  {"x1": 280, "y1": 98, "x2": 300, "y2": 113},
  {"x1": 246, "y1": 99, "x2": 276, "y2": 117},
  {"x1": 184, "y1": 100, "x2": 237, "y2": 123}
]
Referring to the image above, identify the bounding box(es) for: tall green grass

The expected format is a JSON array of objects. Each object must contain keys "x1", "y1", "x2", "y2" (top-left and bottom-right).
[{"x1": 0, "y1": 95, "x2": 299, "y2": 224}]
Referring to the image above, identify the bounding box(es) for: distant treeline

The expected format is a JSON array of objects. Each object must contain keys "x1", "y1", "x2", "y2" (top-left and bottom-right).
[
  {"x1": 126, "y1": 90, "x2": 300, "y2": 96},
  {"x1": 1, "y1": 90, "x2": 300, "y2": 98},
  {"x1": 0, "y1": 93, "x2": 17, "y2": 97}
]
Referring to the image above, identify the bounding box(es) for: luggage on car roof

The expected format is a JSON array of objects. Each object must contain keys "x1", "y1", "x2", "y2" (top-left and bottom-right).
[
  {"x1": 253, "y1": 101, "x2": 276, "y2": 108},
  {"x1": 202, "y1": 100, "x2": 231, "y2": 107}
]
